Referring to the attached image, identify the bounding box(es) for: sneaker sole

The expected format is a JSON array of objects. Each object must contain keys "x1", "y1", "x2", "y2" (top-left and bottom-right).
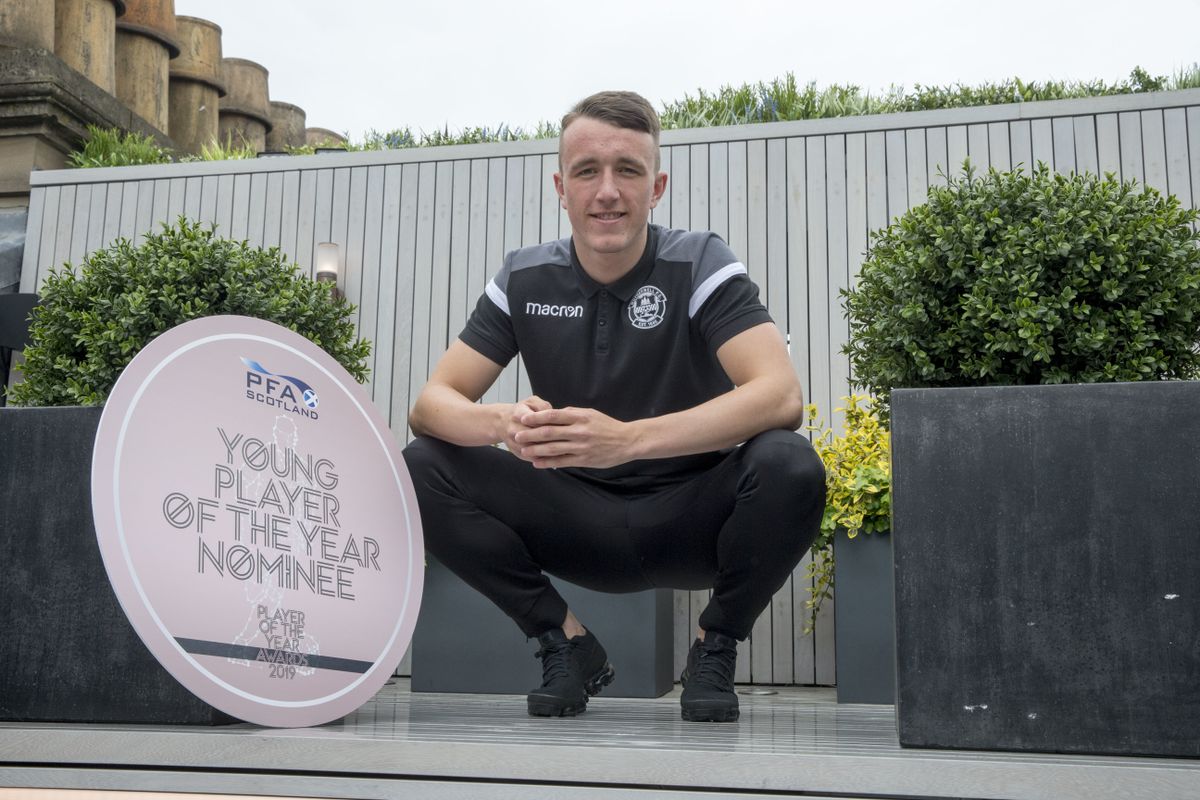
[
  {"x1": 527, "y1": 662, "x2": 616, "y2": 717},
  {"x1": 681, "y1": 704, "x2": 740, "y2": 723},
  {"x1": 527, "y1": 697, "x2": 586, "y2": 717},
  {"x1": 585, "y1": 662, "x2": 616, "y2": 696}
]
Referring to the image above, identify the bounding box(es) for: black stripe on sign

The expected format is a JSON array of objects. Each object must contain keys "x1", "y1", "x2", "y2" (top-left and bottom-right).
[{"x1": 175, "y1": 637, "x2": 373, "y2": 674}]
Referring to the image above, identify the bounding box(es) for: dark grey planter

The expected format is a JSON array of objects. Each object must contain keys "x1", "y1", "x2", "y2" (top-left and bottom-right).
[
  {"x1": 891, "y1": 382, "x2": 1200, "y2": 758},
  {"x1": 411, "y1": 556, "x2": 673, "y2": 697},
  {"x1": 833, "y1": 529, "x2": 895, "y2": 704},
  {"x1": 0, "y1": 406, "x2": 234, "y2": 724}
]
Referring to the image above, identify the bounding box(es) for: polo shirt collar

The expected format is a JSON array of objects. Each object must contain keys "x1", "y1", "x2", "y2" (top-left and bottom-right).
[{"x1": 570, "y1": 224, "x2": 659, "y2": 301}]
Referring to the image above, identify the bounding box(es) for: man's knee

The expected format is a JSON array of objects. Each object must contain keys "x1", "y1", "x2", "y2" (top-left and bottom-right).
[
  {"x1": 732, "y1": 431, "x2": 826, "y2": 570},
  {"x1": 402, "y1": 435, "x2": 461, "y2": 493},
  {"x1": 401, "y1": 434, "x2": 446, "y2": 470},
  {"x1": 741, "y1": 430, "x2": 827, "y2": 500},
  {"x1": 402, "y1": 437, "x2": 478, "y2": 561}
]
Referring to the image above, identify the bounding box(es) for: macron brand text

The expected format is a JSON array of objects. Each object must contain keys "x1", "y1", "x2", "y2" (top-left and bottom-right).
[{"x1": 525, "y1": 301, "x2": 584, "y2": 318}]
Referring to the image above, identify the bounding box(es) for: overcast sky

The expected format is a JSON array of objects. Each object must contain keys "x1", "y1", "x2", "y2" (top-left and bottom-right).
[{"x1": 174, "y1": 0, "x2": 1200, "y2": 141}]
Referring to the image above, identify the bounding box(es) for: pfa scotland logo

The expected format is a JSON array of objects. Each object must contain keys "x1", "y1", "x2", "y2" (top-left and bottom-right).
[
  {"x1": 628, "y1": 286, "x2": 667, "y2": 330},
  {"x1": 242, "y1": 358, "x2": 320, "y2": 418}
]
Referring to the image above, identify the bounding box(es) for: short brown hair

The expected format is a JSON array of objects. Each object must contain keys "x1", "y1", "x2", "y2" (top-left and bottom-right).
[{"x1": 561, "y1": 91, "x2": 661, "y2": 144}]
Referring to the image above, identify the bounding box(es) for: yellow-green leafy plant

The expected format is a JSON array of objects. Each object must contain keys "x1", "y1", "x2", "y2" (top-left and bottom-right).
[
  {"x1": 802, "y1": 395, "x2": 891, "y2": 632},
  {"x1": 191, "y1": 135, "x2": 257, "y2": 162}
]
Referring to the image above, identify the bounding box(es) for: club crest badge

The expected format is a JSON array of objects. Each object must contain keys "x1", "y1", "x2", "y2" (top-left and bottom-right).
[{"x1": 628, "y1": 286, "x2": 667, "y2": 330}]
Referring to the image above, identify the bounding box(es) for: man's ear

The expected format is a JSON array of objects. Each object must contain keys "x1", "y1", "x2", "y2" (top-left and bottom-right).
[
  {"x1": 649, "y1": 171, "x2": 668, "y2": 209},
  {"x1": 553, "y1": 172, "x2": 566, "y2": 208}
]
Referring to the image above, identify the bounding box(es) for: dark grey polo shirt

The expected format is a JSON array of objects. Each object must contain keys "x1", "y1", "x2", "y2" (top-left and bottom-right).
[{"x1": 460, "y1": 224, "x2": 772, "y2": 488}]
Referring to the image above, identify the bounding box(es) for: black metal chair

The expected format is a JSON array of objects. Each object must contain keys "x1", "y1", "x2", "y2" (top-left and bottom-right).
[{"x1": 0, "y1": 292, "x2": 39, "y2": 407}]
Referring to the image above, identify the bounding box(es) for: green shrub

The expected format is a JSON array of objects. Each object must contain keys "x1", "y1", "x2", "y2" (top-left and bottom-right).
[
  {"x1": 8, "y1": 218, "x2": 371, "y2": 406},
  {"x1": 69, "y1": 128, "x2": 257, "y2": 168},
  {"x1": 661, "y1": 74, "x2": 896, "y2": 128},
  {"x1": 68, "y1": 124, "x2": 171, "y2": 168},
  {"x1": 342, "y1": 123, "x2": 557, "y2": 152},
  {"x1": 843, "y1": 163, "x2": 1200, "y2": 411},
  {"x1": 659, "y1": 67, "x2": 1190, "y2": 130}
]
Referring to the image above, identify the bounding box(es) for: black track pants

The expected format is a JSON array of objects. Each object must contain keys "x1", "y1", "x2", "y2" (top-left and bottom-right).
[{"x1": 402, "y1": 430, "x2": 826, "y2": 640}]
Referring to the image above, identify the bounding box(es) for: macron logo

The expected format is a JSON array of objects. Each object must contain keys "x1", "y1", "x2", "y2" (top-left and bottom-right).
[{"x1": 526, "y1": 301, "x2": 584, "y2": 318}]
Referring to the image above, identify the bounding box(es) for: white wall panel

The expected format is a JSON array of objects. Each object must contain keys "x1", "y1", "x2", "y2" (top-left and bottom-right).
[
  {"x1": 358, "y1": 165, "x2": 385, "y2": 397},
  {"x1": 1142, "y1": 110, "x2": 1169, "y2": 194},
  {"x1": 1010, "y1": 120, "x2": 1033, "y2": 176},
  {"x1": 343, "y1": 167, "x2": 368, "y2": 332},
  {"x1": 1119, "y1": 111, "x2": 1145, "y2": 183},
  {"x1": 391, "y1": 163, "x2": 420, "y2": 439},
  {"x1": 1164, "y1": 108, "x2": 1192, "y2": 207},
  {"x1": 18, "y1": 186, "x2": 47, "y2": 292},
  {"x1": 1073, "y1": 116, "x2": 1099, "y2": 178},
  {"x1": 1031, "y1": 118, "x2": 1055, "y2": 172},
  {"x1": 1052, "y1": 117, "x2": 1077, "y2": 174},
  {"x1": 986, "y1": 122, "x2": 1010, "y2": 172}
]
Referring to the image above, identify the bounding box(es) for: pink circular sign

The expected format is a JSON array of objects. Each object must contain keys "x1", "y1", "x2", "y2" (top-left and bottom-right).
[{"x1": 92, "y1": 315, "x2": 423, "y2": 727}]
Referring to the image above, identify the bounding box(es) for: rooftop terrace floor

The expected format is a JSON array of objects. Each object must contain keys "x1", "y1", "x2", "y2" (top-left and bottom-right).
[{"x1": 2, "y1": 680, "x2": 1198, "y2": 799}]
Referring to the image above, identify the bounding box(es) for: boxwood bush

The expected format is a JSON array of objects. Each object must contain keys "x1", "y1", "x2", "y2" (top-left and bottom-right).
[
  {"x1": 8, "y1": 218, "x2": 370, "y2": 406},
  {"x1": 843, "y1": 163, "x2": 1200, "y2": 410}
]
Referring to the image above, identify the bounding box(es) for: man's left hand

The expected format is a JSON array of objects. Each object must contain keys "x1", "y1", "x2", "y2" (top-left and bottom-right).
[{"x1": 513, "y1": 406, "x2": 638, "y2": 470}]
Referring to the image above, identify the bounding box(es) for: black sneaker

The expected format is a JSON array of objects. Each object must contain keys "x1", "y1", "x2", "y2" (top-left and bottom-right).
[
  {"x1": 527, "y1": 629, "x2": 615, "y2": 717},
  {"x1": 680, "y1": 631, "x2": 740, "y2": 722}
]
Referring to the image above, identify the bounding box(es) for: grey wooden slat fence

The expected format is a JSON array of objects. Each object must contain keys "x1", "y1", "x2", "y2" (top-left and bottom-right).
[{"x1": 19, "y1": 88, "x2": 1200, "y2": 685}]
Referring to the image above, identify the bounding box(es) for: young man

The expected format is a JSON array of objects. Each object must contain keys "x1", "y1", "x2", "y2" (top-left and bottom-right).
[{"x1": 403, "y1": 91, "x2": 825, "y2": 722}]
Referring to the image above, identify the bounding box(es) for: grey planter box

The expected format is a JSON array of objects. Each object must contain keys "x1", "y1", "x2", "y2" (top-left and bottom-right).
[
  {"x1": 0, "y1": 406, "x2": 233, "y2": 724},
  {"x1": 891, "y1": 382, "x2": 1200, "y2": 757},
  {"x1": 411, "y1": 557, "x2": 674, "y2": 697},
  {"x1": 834, "y1": 529, "x2": 895, "y2": 705}
]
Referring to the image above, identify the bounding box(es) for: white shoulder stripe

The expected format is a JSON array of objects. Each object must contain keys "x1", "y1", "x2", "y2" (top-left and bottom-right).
[
  {"x1": 485, "y1": 279, "x2": 510, "y2": 316},
  {"x1": 689, "y1": 262, "x2": 747, "y2": 318}
]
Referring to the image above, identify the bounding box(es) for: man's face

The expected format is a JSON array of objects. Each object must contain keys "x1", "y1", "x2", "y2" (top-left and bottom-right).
[{"x1": 554, "y1": 117, "x2": 668, "y2": 272}]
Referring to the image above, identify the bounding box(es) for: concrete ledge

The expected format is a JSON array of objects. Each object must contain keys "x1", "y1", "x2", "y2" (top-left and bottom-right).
[{"x1": 0, "y1": 45, "x2": 175, "y2": 198}]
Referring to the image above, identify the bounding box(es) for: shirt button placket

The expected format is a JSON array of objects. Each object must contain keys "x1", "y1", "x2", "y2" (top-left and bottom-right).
[{"x1": 597, "y1": 291, "x2": 610, "y2": 353}]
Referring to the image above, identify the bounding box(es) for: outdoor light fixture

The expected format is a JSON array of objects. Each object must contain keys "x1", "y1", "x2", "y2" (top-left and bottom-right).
[{"x1": 315, "y1": 242, "x2": 342, "y2": 299}]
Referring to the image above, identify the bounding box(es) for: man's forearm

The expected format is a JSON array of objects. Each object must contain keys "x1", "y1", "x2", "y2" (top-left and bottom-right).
[
  {"x1": 628, "y1": 375, "x2": 805, "y2": 461},
  {"x1": 409, "y1": 384, "x2": 507, "y2": 447}
]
